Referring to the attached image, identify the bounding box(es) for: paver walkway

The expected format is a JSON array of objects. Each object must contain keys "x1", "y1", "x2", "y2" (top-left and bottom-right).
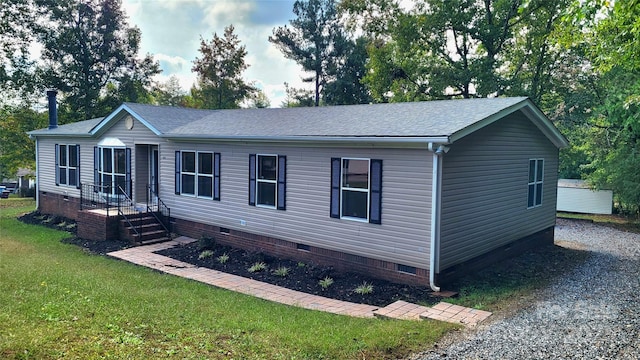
[{"x1": 108, "y1": 237, "x2": 491, "y2": 326}]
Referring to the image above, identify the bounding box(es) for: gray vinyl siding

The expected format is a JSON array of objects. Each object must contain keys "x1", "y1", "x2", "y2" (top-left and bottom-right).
[
  {"x1": 36, "y1": 116, "x2": 162, "y2": 202},
  {"x1": 35, "y1": 116, "x2": 434, "y2": 268},
  {"x1": 162, "y1": 143, "x2": 433, "y2": 269},
  {"x1": 439, "y1": 111, "x2": 559, "y2": 271}
]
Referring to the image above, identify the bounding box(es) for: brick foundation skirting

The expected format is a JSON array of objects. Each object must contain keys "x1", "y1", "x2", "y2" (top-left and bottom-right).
[
  {"x1": 77, "y1": 210, "x2": 120, "y2": 242},
  {"x1": 437, "y1": 226, "x2": 555, "y2": 284},
  {"x1": 173, "y1": 217, "x2": 431, "y2": 286},
  {"x1": 39, "y1": 191, "x2": 81, "y2": 220}
]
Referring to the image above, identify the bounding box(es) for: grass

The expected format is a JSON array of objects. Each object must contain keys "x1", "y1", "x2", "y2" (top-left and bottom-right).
[{"x1": 0, "y1": 199, "x2": 456, "y2": 359}]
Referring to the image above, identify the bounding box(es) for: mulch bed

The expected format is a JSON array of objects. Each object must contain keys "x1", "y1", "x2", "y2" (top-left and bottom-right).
[{"x1": 156, "y1": 239, "x2": 440, "y2": 307}]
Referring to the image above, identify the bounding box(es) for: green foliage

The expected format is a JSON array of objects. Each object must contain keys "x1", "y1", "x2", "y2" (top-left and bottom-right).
[
  {"x1": 273, "y1": 266, "x2": 290, "y2": 277},
  {"x1": 217, "y1": 253, "x2": 230, "y2": 264},
  {"x1": 271, "y1": 0, "x2": 363, "y2": 106},
  {"x1": 584, "y1": 70, "x2": 640, "y2": 214},
  {"x1": 152, "y1": 75, "x2": 187, "y2": 106},
  {"x1": 34, "y1": 0, "x2": 160, "y2": 122},
  {"x1": 356, "y1": 0, "x2": 571, "y2": 102},
  {"x1": 191, "y1": 25, "x2": 256, "y2": 109},
  {"x1": 247, "y1": 262, "x2": 267, "y2": 273},
  {"x1": 353, "y1": 282, "x2": 374, "y2": 295},
  {"x1": 197, "y1": 235, "x2": 216, "y2": 251},
  {"x1": 198, "y1": 250, "x2": 214, "y2": 260},
  {"x1": 318, "y1": 276, "x2": 334, "y2": 290},
  {"x1": 0, "y1": 105, "x2": 47, "y2": 179}
]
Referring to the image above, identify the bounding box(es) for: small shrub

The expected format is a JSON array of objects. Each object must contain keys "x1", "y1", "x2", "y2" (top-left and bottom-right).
[
  {"x1": 65, "y1": 223, "x2": 77, "y2": 230},
  {"x1": 217, "y1": 253, "x2": 229, "y2": 264},
  {"x1": 198, "y1": 236, "x2": 216, "y2": 251},
  {"x1": 318, "y1": 276, "x2": 334, "y2": 290},
  {"x1": 248, "y1": 262, "x2": 267, "y2": 273},
  {"x1": 273, "y1": 267, "x2": 290, "y2": 277},
  {"x1": 297, "y1": 262, "x2": 306, "y2": 268},
  {"x1": 354, "y1": 282, "x2": 374, "y2": 295},
  {"x1": 56, "y1": 221, "x2": 67, "y2": 228},
  {"x1": 198, "y1": 250, "x2": 214, "y2": 260}
]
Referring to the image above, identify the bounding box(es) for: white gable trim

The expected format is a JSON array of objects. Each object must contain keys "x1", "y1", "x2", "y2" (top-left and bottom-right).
[{"x1": 89, "y1": 104, "x2": 163, "y2": 137}]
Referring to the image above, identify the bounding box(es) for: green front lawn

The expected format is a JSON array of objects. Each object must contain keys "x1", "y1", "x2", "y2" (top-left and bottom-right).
[{"x1": 0, "y1": 199, "x2": 456, "y2": 359}]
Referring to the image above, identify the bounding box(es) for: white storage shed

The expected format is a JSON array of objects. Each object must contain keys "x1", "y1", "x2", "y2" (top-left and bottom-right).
[{"x1": 557, "y1": 179, "x2": 613, "y2": 215}]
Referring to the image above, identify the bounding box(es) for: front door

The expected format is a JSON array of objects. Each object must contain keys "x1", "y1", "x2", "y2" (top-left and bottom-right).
[{"x1": 149, "y1": 146, "x2": 159, "y2": 203}]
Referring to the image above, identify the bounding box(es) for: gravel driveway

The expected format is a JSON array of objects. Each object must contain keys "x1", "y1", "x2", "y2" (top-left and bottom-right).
[{"x1": 412, "y1": 219, "x2": 640, "y2": 359}]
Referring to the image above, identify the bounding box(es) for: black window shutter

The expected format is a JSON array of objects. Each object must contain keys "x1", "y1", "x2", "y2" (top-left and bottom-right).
[
  {"x1": 75, "y1": 145, "x2": 81, "y2": 189},
  {"x1": 125, "y1": 148, "x2": 132, "y2": 196},
  {"x1": 369, "y1": 159, "x2": 383, "y2": 224},
  {"x1": 93, "y1": 146, "x2": 99, "y2": 192},
  {"x1": 213, "y1": 152, "x2": 221, "y2": 201},
  {"x1": 330, "y1": 158, "x2": 341, "y2": 218},
  {"x1": 248, "y1": 154, "x2": 256, "y2": 205},
  {"x1": 277, "y1": 155, "x2": 286, "y2": 210},
  {"x1": 55, "y1": 144, "x2": 60, "y2": 186},
  {"x1": 175, "y1": 151, "x2": 181, "y2": 194}
]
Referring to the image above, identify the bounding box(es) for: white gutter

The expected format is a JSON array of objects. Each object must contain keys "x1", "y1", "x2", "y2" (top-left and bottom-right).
[
  {"x1": 428, "y1": 142, "x2": 448, "y2": 292},
  {"x1": 35, "y1": 140, "x2": 39, "y2": 209}
]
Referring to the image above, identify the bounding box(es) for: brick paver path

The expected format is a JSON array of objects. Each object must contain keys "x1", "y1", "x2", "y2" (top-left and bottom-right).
[{"x1": 108, "y1": 237, "x2": 491, "y2": 326}]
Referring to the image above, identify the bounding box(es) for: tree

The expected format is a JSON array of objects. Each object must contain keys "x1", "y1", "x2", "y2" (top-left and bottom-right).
[
  {"x1": 348, "y1": 0, "x2": 571, "y2": 102},
  {"x1": 270, "y1": 0, "x2": 346, "y2": 106},
  {"x1": 34, "y1": 0, "x2": 160, "y2": 122},
  {"x1": 0, "y1": 0, "x2": 39, "y2": 100},
  {"x1": 323, "y1": 36, "x2": 372, "y2": 105},
  {"x1": 280, "y1": 82, "x2": 315, "y2": 108},
  {"x1": 191, "y1": 25, "x2": 256, "y2": 109},
  {"x1": 153, "y1": 76, "x2": 187, "y2": 106},
  {"x1": 248, "y1": 89, "x2": 271, "y2": 109},
  {"x1": 559, "y1": 1, "x2": 640, "y2": 213},
  {"x1": 0, "y1": 106, "x2": 47, "y2": 179}
]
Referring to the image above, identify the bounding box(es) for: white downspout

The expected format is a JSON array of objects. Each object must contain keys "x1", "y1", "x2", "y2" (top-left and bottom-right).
[
  {"x1": 35, "y1": 139, "x2": 39, "y2": 209},
  {"x1": 428, "y1": 142, "x2": 445, "y2": 292}
]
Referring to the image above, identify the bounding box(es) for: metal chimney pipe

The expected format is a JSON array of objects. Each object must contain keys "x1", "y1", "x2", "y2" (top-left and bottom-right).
[{"x1": 46, "y1": 89, "x2": 58, "y2": 130}]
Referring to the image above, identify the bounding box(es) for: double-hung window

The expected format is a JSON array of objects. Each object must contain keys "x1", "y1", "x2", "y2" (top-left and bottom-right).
[
  {"x1": 330, "y1": 157, "x2": 382, "y2": 224},
  {"x1": 248, "y1": 154, "x2": 286, "y2": 210},
  {"x1": 528, "y1": 159, "x2": 544, "y2": 208},
  {"x1": 95, "y1": 147, "x2": 130, "y2": 196},
  {"x1": 55, "y1": 144, "x2": 80, "y2": 188},
  {"x1": 175, "y1": 151, "x2": 220, "y2": 200}
]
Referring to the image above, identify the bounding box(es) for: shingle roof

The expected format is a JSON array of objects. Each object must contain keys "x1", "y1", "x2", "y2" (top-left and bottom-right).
[
  {"x1": 29, "y1": 117, "x2": 103, "y2": 137},
  {"x1": 29, "y1": 97, "x2": 569, "y2": 147}
]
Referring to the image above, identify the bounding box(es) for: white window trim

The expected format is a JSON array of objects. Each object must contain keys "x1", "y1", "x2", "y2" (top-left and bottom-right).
[
  {"x1": 340, "y1": 157, "x2": 370, "y2": 222},
  {"x1": 180, "y1": 150, "x2": 214, "y2": 199},
  {"x1": 256, "y1": 154, "x2": 278, "y2": 209},
  {"x1": 58, "y1": 144, "x2": 78, "y2": 187},
  {"x1": 196, "y1": 151, "x2": 214, "y2": 199},
  {"x1": 527, "y1": 158, "x2": 544, "y2": 209},
  {"x1": 98, "y1": 146, "x2": 126, "y2": 195}
]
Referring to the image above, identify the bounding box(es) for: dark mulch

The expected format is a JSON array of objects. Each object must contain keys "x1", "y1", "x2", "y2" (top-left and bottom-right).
[
  {"x1": 156, "y1": 239, "x2": 440, "y2": 307},
  {"x1": 18, "y1": 211, "x2": 131, "y2": 255}
]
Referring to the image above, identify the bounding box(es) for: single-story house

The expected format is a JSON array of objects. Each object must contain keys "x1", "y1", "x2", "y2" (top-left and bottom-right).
[
  {"x1": 557, "y1": 179, "x2": 613, "y2": 215},
  {"x1": 29, "y1": 92, "x2": 568, "y2": 289}
]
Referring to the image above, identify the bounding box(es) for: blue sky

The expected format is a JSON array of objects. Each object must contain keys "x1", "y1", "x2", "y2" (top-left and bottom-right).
[{"x1": 122, "y1": 0, "x2": 303, "y2": 107}]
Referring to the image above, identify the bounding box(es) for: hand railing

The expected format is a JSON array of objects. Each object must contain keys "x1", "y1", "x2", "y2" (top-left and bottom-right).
[
  {"x1": 147, "y1": 184, "x2": 171, "y2": 239},
  {"x1": 116, "y1": 185, "x2": 142, "y2": 242}
]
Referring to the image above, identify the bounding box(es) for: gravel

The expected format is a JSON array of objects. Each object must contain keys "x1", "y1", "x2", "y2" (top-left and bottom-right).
[{"x1": 411, "y1": 218, "x2": 640, "y2": 360}]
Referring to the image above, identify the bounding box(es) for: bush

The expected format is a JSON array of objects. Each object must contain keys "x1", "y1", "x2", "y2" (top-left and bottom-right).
[{"x1": 198, "y1": 236, "x2": 216, "y2": 251}]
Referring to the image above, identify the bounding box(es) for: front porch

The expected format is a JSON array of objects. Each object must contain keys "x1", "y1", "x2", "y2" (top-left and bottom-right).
[{"x1": 76, "y1": 183, "x2": 172, "y2": 244}]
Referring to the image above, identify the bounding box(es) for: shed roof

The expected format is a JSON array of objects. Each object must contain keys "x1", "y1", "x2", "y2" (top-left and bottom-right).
[{"x1": 29, "y1": 97, "x2": 569, "y2": 148}]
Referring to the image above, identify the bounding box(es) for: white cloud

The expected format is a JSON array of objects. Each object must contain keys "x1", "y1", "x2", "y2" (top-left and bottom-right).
[{"x1": 122, "y1": 0, "x2": 306, "y2": 107}]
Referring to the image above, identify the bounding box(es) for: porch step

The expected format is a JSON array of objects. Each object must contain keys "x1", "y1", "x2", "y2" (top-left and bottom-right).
[{"x1": 119, "y1": 214, "x2": 170, "y2": 244}]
